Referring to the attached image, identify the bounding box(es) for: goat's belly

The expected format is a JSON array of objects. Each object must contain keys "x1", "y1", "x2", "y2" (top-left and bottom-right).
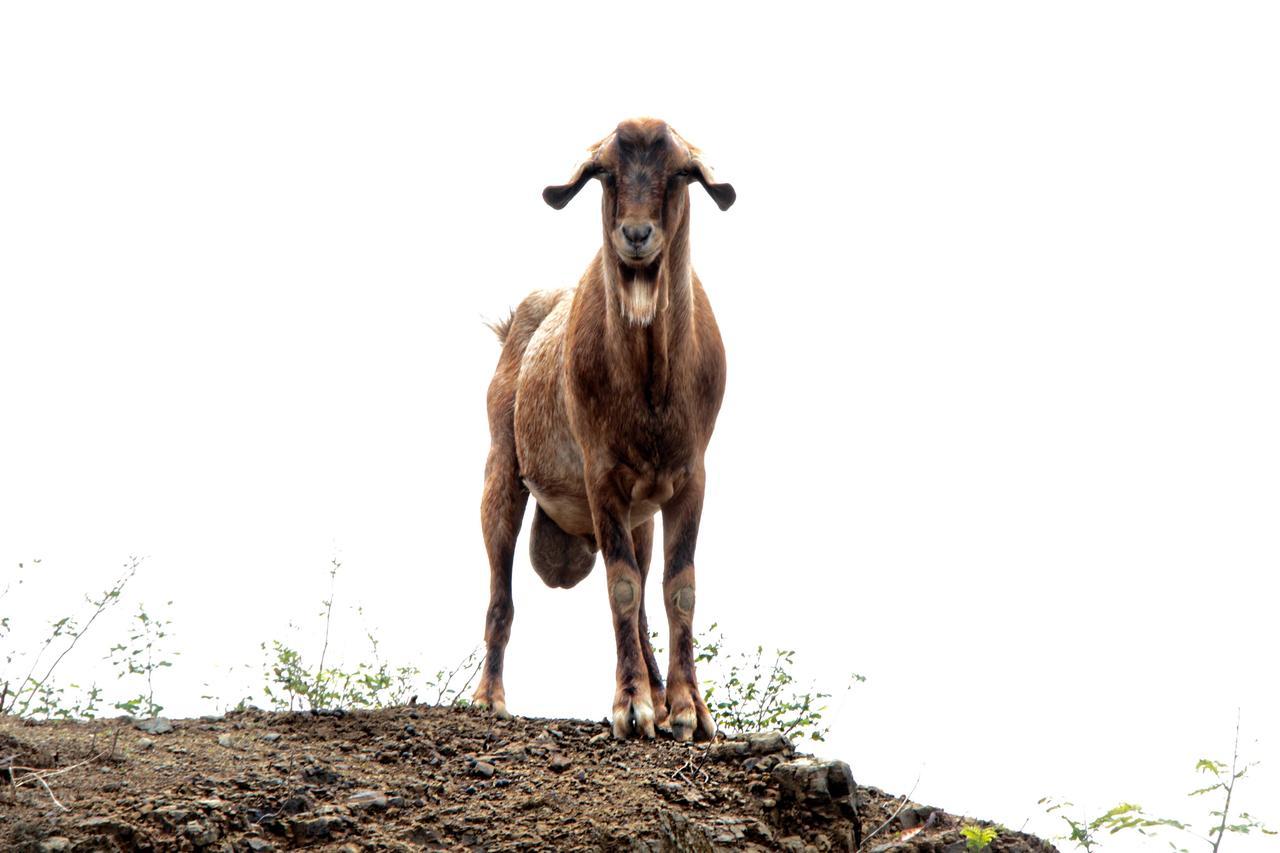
[
  {"x1": 526, "y1": 482, "x2": 662, "y2": 537},
  {"x1": 527, "y1": 485, "x2": 594, "y2": 537}
]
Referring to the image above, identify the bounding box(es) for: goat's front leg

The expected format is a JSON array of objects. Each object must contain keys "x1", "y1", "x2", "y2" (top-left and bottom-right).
[
  {"x1": 661, "y1": 473, "x2": 716, "y2": 742},
  {"x1": 633, "y1": 517, "x2": 668, "y2": 726},
  {"x1": 588, "y1": 464, "x2": 657, "y2": 740}
]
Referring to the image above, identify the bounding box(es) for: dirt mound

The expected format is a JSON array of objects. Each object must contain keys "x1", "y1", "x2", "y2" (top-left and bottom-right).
[{"x1": 0, "y1": 706, "x2": 1056, "y2": 851}]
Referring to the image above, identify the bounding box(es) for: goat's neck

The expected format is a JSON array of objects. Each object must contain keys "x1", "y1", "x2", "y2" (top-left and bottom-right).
[{"x1": 602, "y1": 232, "x2": 694, "y2": 407}]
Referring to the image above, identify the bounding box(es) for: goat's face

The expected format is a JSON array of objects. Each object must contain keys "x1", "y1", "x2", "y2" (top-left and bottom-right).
[{"x1": 543, "y1": 118, "x2": 735, "y2": 269}]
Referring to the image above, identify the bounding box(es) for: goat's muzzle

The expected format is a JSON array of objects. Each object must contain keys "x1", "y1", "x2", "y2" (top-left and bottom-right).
[{"x1": 614, "y1": 220, "x2": 662, "y2": 265}]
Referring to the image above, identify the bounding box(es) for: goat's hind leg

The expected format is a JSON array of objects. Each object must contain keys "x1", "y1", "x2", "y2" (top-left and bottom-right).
[{"x1": 473, "y1": 444, "x2": 529, "y2": 719}]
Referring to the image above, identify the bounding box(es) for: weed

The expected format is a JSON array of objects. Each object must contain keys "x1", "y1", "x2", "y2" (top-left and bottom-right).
[
  {"x1": 1, "y1": 557, "x2": 140, "y2": 717},
  {"x1": 693, "y1": 622, "x2": 864, "y2": 742},
  {"x1": 1042, "y1": 714, "x2": 1274, "y2": 852},
  {"x1": 961, "y1": 823, "x2": 999, "y2": 852},
  {"x1": 108, "y1": 600, "x2": 175, "y2": 719}
]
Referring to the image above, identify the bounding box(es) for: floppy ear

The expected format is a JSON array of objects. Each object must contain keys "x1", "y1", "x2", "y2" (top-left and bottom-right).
[
  {"x1": 542, "y1": 159, "x2": 601, "y2": 210},
  {"x1": 689, "y1": 156, "x2": 736, "y2": 211}
]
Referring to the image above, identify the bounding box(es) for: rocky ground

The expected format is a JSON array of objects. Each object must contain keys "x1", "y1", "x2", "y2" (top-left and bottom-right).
[{"x1": 1, "y1": 706, "x2": 1057, "y2": 852}]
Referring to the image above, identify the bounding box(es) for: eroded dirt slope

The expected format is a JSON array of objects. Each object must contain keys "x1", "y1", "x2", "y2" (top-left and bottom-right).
[{"x1": 1, "y1": 706, "x2": 1056, "y2": 852}]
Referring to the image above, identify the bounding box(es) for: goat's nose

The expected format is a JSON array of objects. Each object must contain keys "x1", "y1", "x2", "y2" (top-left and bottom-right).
[{"x1": 622, "y1": 223, "x2": 653, "y2": 246}]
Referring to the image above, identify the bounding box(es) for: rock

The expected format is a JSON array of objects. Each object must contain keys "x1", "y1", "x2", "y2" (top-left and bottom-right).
[
  {"x1": 588, "y1": 731, "x2": 610, "y2": 746},
  {"x1": 217, "y1": 734, "x2": 234, "y2": 748},
  {"x1": 549, "y1": 753, "x2": 572, "y2": 773},
  {"x1": 137, "y1": 738, "x2": 155, "y2": 750},
  {"x1": 747, "y1": 730, "x2": 793, "y2": 755},
  {"x1": 348, "y1": 789, "x2": 388, "y2": 811},
  {"x1": 246, "y1": 840, "x2": 275, "y2": 852},
  {"x1": 472, "y1": 760, "x2": 496, "y2": 778},
  {"x1": 38, "y1": 839, "x2": 71, "y2": 853},
  {"x1": 261, "y1": 732, "x2": 281, "y2": 743},
  {"x1": 708, "y1": 740, "x2": 750, "y2": 761},
  {"x1": 133, "y1": 717, "x2": 173, "y2": 735},
  {"x1": 279, "y1": 794, "x2": 315, "y2": 815},
  {"x1": 743, "y1": 753, "x2": 784, "y2": 772},
  {"x1": 772, "y1": 757, "x2": 858, "y2": 810},
  {"x1": 182, "y1": 819, "x2": 219, "y2": 847}
]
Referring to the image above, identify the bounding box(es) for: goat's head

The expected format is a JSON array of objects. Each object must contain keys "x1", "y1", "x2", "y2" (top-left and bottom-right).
[{"x1": 544, "y1": 119, "x2": 735, "y2": 321}]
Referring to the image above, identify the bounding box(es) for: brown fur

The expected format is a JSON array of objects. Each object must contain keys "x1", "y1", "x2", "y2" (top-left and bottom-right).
[{"x1": 473, "y1": 119, "x2": 734, "y2": 741}]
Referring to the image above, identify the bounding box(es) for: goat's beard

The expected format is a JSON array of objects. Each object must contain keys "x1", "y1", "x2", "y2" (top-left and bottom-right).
[{"x1": 619, "y1": 275, "x2": 658, "y2": 327}]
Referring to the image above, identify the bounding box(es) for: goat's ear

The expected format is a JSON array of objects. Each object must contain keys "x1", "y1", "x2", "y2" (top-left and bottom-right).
[
  {"x1": 543, "y1": 161, "x2": 600, "y2": 210},
  {"x1": 689, "y1": 158, "x2": 736, "y2": 211}
]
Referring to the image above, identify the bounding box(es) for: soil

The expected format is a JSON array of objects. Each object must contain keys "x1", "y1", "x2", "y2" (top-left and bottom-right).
[{"x1": 1, "y1": 706, "x2": 1057, "y2": 852}]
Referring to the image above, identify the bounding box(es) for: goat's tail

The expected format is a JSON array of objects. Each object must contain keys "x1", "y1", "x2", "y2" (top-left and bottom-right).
[{"x1": 484, "y1": 310, "x2": 515, "y2": 344}]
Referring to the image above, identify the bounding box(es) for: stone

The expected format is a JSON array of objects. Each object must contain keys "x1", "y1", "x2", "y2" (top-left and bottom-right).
[
  {"x1": 217, "y1": 734, "x2": 234, "y2": 748},
  {"x1": 708, "y1": 740, "x2": 750, "y2": 761},
  {"x1": 549, "y1": 753, "x2": 572, "y2": 773},
  {"x1": 138, "y1": 738, "x2": 155, "y2": 750},
  {"x1": 261, "y1": 732, "x2": 281, "y2": 743},
  {"x1": 38, "y1": 839, "x2": 71, "y2": 853},
  {"x1": 471, "y1": 760, "x2": 496, "y2": 778},
  {"x1": 133, "y1": 717, "x2": 173, "y2": 735},
  {"x1": 747, "y1": 730, "x2": 793, "y2": 755},
  {"x1": 245, "y1": 840, "x2": 274, "y2": 852},
  {"x1": 772, "y1": 757, "x2": 858, "y2": 808},
  {"x1": 347, "y1": 789, "x2": 388, "y2": 811},
  {"x1": 182, "y1": 820, "x2": 219, "y2": 847}
]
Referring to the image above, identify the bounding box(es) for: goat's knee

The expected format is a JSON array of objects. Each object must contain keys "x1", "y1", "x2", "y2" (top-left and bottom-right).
[
  {"x1": 610, "y1": 578, "x2": 638, "y2": 611},
  {"x1": 671, "y1": 584, "x2": 695, "y2": 615}
]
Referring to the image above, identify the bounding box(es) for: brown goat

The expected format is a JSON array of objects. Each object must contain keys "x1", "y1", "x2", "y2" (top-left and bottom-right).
[{"x1": 473, "y1": 118, "x2": 735, "y2": 741}]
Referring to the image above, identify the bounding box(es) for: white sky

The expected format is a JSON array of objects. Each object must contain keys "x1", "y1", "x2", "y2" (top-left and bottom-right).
[{"x1": 2, "y1": 2, "x2": 1277, "y2": 849}]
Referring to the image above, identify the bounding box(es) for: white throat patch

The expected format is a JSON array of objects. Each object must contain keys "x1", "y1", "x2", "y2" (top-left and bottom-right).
[{"x1": 621, "y1": 277, "x2": 658, "y2": 327}]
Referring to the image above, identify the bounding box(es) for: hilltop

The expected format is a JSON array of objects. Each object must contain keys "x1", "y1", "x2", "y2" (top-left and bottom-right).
[{"x1": 1, "y1": 706, "x2": 1057, "y2": 851}]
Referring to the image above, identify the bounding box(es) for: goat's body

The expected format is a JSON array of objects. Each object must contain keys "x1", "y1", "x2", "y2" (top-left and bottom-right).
[
  {"x1": 498, "y1": 251, "x2": 724, "y2": 542},
  {"x1": 473, "y1": 118, "x2": 732, "y2": 741}
]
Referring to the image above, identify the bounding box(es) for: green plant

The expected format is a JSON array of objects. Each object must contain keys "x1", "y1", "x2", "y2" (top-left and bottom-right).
[
  {"x1": 108, "y1": 600, "x2": 175, "y2": 718},
  {"x1": 692, "y1": 622, "x2": 864, "y2": 742},
  {"x1": 423, "y1": 646, "x2": 483, "y2": 707},
  {"x1": 259, "y1": 559, "x2": 422, "y2": 711},
  {"x1": 2, "y1": 557, "x2": 140, "y2": 718},
  {"x1": 1042, "y1": 715, "x2": 1274, "y2": 852},
  {"x1": 961, "y1": 823, "x2": 999, "y2": 852}
]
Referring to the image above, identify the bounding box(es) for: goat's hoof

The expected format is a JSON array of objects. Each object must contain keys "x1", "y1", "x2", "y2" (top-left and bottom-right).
[
  {"x1": 472, "y1": 697, "x2": 511, "y2": 720},
  {"x1": 611, "y1": 697, "x2": 656, "y2": 740},
  {"x1": 668, "y1": 702, "x2": 716, "y2": 743}
]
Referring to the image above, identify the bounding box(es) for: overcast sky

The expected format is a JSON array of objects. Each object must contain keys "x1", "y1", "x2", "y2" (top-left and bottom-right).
[{"x1": 2, "y1": 2, "x2": 1277, "y2": 849}]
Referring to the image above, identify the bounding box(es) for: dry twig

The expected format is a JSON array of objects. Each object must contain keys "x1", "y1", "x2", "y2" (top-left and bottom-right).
[{"x1": 858, "y1": 772, "x2": 922, "y2": 852}]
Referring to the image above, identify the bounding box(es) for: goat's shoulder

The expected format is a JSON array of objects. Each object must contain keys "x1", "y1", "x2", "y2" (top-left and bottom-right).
[{"x1": 686, "y1": 273, "x2": 727, "y2": 427}]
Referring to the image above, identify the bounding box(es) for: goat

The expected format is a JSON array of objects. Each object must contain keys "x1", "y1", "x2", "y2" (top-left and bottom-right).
[{"x1": 473, "y1": 118, "x2": 735, "y2": 741}]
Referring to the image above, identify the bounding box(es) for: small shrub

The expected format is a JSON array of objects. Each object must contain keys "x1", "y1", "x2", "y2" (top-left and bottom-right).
[
  {"x1": 692, "y1": 622, "x2": 864, "y2": 742},
  {"x1": 961, "y1": 823, "x2": 999, "y2": 852},
  {"x1": 1, "y1": 557, "x2": 140, "y2": 718},
  {"x1": 108, "y1": 600, "x2": 175, "y2": 719},
  {"x1": 258, "y1": 559, "x2": 434, "y2": 712},
  {"x1": 1042, "y1": 715, "x2": 1274, "y2": 852}
]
